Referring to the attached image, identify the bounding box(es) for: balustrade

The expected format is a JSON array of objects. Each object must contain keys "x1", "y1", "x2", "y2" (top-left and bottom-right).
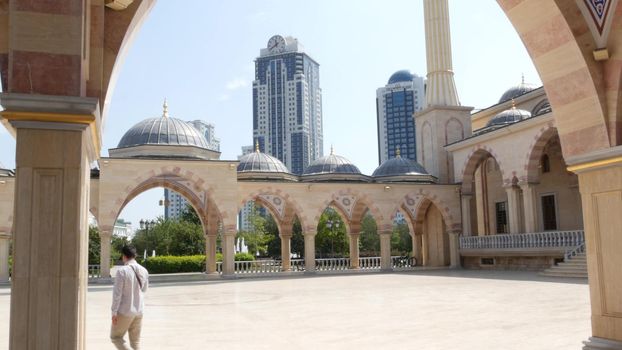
[
  {"x1": 459, "y1": 230, "x2": 585, "y2": 250},
  {"x1": 359, "y1": 257, "x2": 381, "y2": 269},
  {"x1": 88, "y1": 265, "x2": 101, "y2": 280},
  {"x1": 315, "y1": 258, "x2": 350, "y2": 271}
]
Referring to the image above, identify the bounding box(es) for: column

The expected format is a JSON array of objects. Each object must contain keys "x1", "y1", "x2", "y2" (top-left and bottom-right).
[
  {"x1": 413, "y1": 234, "x2": 423, "y2": 266},
  {"x1": 205, "y1": 234, "x2": 218, "y2": 274},
  {"x1": 570, "y1": 157, "x2": 622, "y2": 348},
  {"x1": 349, "y1": 232, "x2": 360, "y2": 269},
  {"x1": 99, "y1": 230, "x2": 112, "y2": 278},
  {"x1": 222, "y1": 228, "x2": 236, "y2": 277},
  {"x1": 304, "y1": 231, "x2": 316, "y2": 273},
  {"x1": 448, "y1": 232, "x2": 461, "y2": 268},
  {"x1": 2, "y1": 94, "x2": 100, "y2": 349},
  {"x1": 379, "y1": 231, "x2": 392, "y2": 271},
  {"x1": 280, "y1": 234, "x2": 292, "y2": 272},
  {"x1": 505, "y1": 185, "x2": 522, "y2": 234},
  {"x1": 421, "y1": 233, "x2": 429, "y2": 266},
  {"x1": 461, "y1": 194, "x2": 473, "y2": 236},
  {"x1": 519, "y1": 183, "x2": 538, "y2": 233},
  {"x1": 0, "y1": 234, "x2": 10, "y2": 282}
]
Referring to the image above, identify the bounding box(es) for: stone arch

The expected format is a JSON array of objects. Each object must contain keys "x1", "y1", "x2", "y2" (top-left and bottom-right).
[
  {"x1": 498, "y1": 0, "x2": 613, "y2": 153},
  {"x1": 531, "y1": 99, "x2": 551, "y2": 116},
  {"x1": 522, "y1": 122, "x2": 558, "y2": 183},
  {"x1": 309, "y1": 189, "x2": 384, "y2": 233},
  {"x1": 460, "y1": 146, "x2": 507, "y2": 194},
  {"x1": 445, "y1": 117, "x2": 465, "y2": 144},
  {"x1": 238, "y1": 188, "x2": 307, "y2": 232},
  {"x1": 414, "y1": 198, "x2": 451, "y2": 267}
]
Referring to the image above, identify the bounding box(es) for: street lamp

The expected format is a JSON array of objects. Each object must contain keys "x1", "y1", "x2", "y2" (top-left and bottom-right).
[
  {"x1": 326, "y1": 219, "x2": 340, "y2": 258},
  {"x1": 139, "y1": 219, "x2": 156, "y2": 259}
]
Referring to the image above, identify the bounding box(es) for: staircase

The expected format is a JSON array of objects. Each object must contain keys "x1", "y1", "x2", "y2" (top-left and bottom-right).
[{"x1": 540, "y1": 252, "x2": 588, "y2": 278}]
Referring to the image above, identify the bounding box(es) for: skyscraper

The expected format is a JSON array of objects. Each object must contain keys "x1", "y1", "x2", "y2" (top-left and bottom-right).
[
  {"x1": 253, "y1": 35, "x2": 323, "y2": 175},
  {"x1": 376, "y1": 70, "x2": 426, "y2": 165},
  {"x1": 188, "y1": 120, "x2": 221, "y2": 152}
]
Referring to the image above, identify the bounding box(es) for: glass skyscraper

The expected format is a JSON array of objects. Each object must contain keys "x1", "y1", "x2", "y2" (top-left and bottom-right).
[
  {"x1": 376, "y1": 70, "x2": 426, "y2": 164},
  {"x1": 253, "y1": 35, "x2": 323, "y2": 175}
]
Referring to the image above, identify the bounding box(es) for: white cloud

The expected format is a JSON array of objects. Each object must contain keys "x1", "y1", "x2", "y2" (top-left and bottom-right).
[{"x1": 225, "y1": 78, "x2": 249, "y2": 91}]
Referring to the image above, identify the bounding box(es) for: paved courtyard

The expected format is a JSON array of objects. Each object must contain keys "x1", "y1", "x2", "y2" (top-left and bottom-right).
[{"x1": 0, "y1": 270, "x2": 590, "y2": 349}]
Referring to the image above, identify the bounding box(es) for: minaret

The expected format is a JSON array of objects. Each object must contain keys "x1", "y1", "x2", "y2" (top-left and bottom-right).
[
  {"x1": 415, "y1": 0, "x2": 472, "y2": 184},
  {"x1": 424, "y1": 0, "x2": 460, "y2": 107}
]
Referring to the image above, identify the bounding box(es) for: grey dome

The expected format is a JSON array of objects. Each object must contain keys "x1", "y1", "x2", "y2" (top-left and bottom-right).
[
  {"x1": 372, "y1": 155, "x2": 428, "y2": 177},
  {"x1": 388, "y1": 70, "x2": 416, "y2": 85},
  {"x1": 237, "y1": 150, "x2": 290, "y2": 173},
  {"x1": 499, "y1": 81, "x2": 537, "y2": 103},
  {"x1": 487, "y1": 107, "x2": 532, "y2": 127},
  {"x1": 117, "y1": 102, "x2": 209, "y2": 149},
  {"x1": 303, "y1": 151, "x2": 361, "y2": 175}
]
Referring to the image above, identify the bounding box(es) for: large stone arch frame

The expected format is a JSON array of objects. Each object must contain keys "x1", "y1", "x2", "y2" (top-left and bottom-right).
[
  {"x1": 460, "y1": 146, "x2": 508, "y2": 194},
  {"x1": 521, "y1": 123, "x2": 559, "y2": 184},
  {"x1": 308, "y1": 189, "x2": 385, "y2": 234},
  {"x1": 238, "y1": 188, "x2": 308, "y2": 235}
]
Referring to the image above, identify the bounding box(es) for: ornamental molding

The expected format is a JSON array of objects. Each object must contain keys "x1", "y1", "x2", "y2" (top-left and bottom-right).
[{"x1": 577, "y1": 0, "x2": 620, "y2": 48}]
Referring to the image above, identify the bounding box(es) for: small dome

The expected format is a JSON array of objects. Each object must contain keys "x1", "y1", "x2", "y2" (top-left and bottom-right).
[
  {"x1": 303, "y1": 149, "x2": 361, "y2": 175},
  {"x1": 499, "y1": 78, "x2": 537, "y2": 103},
  {"x1": 487, "y1": 106, "x2": 532, "y2": 127},
  {"x1": 372, "y1": 154, "x2": 428, "y2": 177},
  {"x1": 388, "y1": 70, "x2": 416, "y2": 85},
  {"x1": 117, "y1": 100, "x2": 209, "y2": 149},
  {"x1": 237, "y1": 149, "x2": 290, "y2": 173}
]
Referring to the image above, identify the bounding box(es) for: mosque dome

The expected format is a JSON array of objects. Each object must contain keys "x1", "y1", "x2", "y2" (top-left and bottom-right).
[
  {"x1": 499, "y1": 77, "x2": 537, "y2": 103},
  {"x1": 117, "y1": 100, "x2": 209, "y2": 149},
  {"x1": 237, "y1": 147, "x2": 291, "y2": 174},
  {"x1": 372, "y1": 153, "x2": 428, "y2": 178},
  {"x1": 303, "y1": 149, "x2": 362, "y2": 176},
  {"x1": 388, "y1": 70, "x2": 417, "y2": 85},
  {"x1": 486, "y1": 105, "x2": 532, "y2": 128}
]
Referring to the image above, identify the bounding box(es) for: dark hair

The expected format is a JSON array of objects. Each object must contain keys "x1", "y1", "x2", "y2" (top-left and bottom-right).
[{"x1": 121, "y1": 246, "x2": 137, "y2": 259}]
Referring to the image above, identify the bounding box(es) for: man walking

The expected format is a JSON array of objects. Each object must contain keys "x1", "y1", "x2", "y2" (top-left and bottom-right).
[{"x1": 111, "y1": 246, "x2": 149, "y2": 350}]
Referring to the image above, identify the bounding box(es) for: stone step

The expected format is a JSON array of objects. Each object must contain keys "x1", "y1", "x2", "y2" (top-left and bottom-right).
[
  {"x1": 540, "y1": 271, "x2": 588, "y2": 278},
  {"x1": 540, "y1": 252, "x2": 587, "y2": 278},
  {"x1": 546, "y1": 267, "x2": 587, "y2": 274}
]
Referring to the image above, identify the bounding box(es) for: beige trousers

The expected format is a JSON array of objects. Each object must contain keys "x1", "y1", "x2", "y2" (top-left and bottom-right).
[{"x1": 111, "y1": 314, "x2": 143, "y2": 350}]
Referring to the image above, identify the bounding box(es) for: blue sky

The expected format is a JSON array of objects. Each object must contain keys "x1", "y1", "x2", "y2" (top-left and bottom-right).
[{"x1": 0, "y1": 0, "x2": 541, "y2": 229}]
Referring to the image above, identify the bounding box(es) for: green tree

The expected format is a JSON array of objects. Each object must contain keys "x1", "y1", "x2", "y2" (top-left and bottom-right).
[
  {"x1": 391, "y1": 223, "x2": 412, "y2": 256},
  {"x1": 237, "y1": 204, "x2": 272, "y2": 257},
  {"x1": 180, "y1": 204, "x2": 201, "y2": 226},
  {"x1": 88, "y1": 226, "x2": 101, "y2": 265},
  {"x1": 291, "y1": 218, "x2": 304, "y2": 258},
  {"x1": 131, "y1": 217, "x2": 205, "y2": 258},
  {"x1": 264, "y1": 214, "x2": 281, "y2": 258},
  {"x1": 360, "y1": 214, "x2": 379, "y2": 257},
  {"x1": 315, "y1": 208, "x2": 348, "y2": 258}
]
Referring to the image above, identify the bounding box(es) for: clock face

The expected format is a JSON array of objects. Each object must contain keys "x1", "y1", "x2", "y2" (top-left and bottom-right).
[{"x1": 267, "y1": 35, "x2": 286, "y2": 53}]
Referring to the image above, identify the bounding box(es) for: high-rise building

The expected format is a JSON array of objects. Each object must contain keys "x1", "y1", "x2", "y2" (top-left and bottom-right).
[
  {"x1": 164, "y1": 119, "x2": 220, "y2": 220},
  {"x1": 253, "y1": 34, "x2": 323, "y2": 175},
  {"x1": 376, "y1": 70, "x2": 426, "y2": 165},
  {"x1": 238, "y1": 145, "x2": 256, "y2": 231}
]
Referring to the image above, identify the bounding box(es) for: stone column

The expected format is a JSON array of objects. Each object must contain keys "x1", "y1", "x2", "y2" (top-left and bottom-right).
[
  {"x1": 280, "y1": 234, "x2": 292, "y2": 272},
  {"x1": 505, "y1": 185, "x2": 522, "y2": 234},
  {"x1": 222, "y1": 228, "x2": 236, "y2": 277},
  {"x1": 519, "y1": 183, "x2": 539, "y2": 233},
  {"x1": 448, "y1": 232, "x2": 461, "y2": 268},
  {"x1": 304, "y1": 231, "x2": 316, "y2": 273},
  {"x1": 413, "y1": 234, "x2": 423, "y2": 266},
  {"x1": 99, "y1": 230, "x2": 112, "y2": 278},
  {"x1": 461, "y1": 194, "x2": 473, "y2": 236},
  {"x1": 421, "y1": 233, "x2": 429, "y2": 266},
  {"x1": 205, "y1": 234, "x2": 218, "y2": 274},
  {"x1": 569, "y1": 154, "x2": 622, "y2": 348},
  {"x1": 349, "y1": 232, "x2": 360, "y2": 269},
  {"x1": 379, "y1": 231, "x2": 392, "y2": 271},
  {"x1": 2, "y1": 94, "x2": 100, "y2": 349},
  {"x1": 0, "y1": 234, "x2": 10, "y2": 282}
]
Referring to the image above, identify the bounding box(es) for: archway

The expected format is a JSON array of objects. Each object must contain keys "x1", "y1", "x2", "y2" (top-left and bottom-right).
[{"x1": 414, "y1": 199, "x2": 450, "y2": 267}]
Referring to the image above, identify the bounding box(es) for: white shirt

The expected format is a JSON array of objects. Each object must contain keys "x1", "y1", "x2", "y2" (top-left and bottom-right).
[{"x1": 111, "y1": 259, "x2": 149, "y2": 317}]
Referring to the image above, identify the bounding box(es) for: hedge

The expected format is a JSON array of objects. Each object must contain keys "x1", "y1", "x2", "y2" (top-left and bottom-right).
[{"x1": 142, "y1": 253, "x2": 254, "y2": 274}]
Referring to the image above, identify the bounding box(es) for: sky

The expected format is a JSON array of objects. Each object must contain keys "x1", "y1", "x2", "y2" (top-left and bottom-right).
[{"x1": 0, "y1": 0, "x2": 541, "y2": 230}]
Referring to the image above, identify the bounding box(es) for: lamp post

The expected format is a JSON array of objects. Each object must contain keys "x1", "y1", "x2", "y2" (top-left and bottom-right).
[
  {"x1": 139, "y1": 219, "x2": 156, "y2": 259},
  {"x1": 326, "y1": 219, "x2": 340, "y2": 258}
]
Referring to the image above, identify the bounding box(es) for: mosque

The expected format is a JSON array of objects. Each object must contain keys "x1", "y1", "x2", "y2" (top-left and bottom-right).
[{"x1": 0, "y1": 0, "x2": 621, "y2": 348}]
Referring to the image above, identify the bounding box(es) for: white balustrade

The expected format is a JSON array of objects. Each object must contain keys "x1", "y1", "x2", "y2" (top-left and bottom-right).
[
  {"x1": 391, "y1": 256, "x2": 416, "y2": 269},
  {"x1": 88, "y1": 265, "x2": 101, "y2": 279},
  {"x1": 359, "y1": 257, "x2": 381, "y2": 270},
  {"x1": 459, "y1": 230, "x2": 585, "y2": 250},
  {"x1": 290, "y1": 259, "x2": 306, "y2": 272},
  {"x1": 315, "y1": 258, "x2": 350, "y2": 271}
]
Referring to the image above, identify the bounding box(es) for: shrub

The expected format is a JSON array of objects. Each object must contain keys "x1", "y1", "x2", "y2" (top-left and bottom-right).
[
  {"x1": 234, "y1": 252, "x2": 255, "y2": 261},
  {"x1": 141, "y1": 254, "x2": 222, "y2": 274}
]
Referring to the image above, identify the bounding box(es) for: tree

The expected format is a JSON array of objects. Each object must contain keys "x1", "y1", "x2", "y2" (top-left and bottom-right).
[
  {"x1": 360, "y1": 214, "x2": 379, "y2": 256},
  {"x1": 315, "y1": 208, "x2": 348, "y2": 258},
  {"x1": 131, "y1": 217, "x2": 205, "y2": 258},
  {"x1": 291, "y1": 218, "x2": 304, "y2": 258},
  {"x1": 237, "y1": 204, "x2": 272, "y2": 257},
  {"x1": 180, "y1": 204, "x2": 201, "y2": 226},
  {"x1": 88, "y1": 226, "x2": 101, "y2": 265},
  {"x1": 391, "y1": 223, "x2": 412, "y2": 256}
]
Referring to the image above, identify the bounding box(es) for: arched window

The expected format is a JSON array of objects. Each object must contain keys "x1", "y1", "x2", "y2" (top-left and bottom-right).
[{"x1": 540, "y1": 154, "x2": 550, "y2": 173}]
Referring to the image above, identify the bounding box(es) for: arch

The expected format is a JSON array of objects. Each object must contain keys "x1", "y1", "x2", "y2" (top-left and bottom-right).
[
  {"x1": 531, "y1": 99, "x2": 551, "y2": 116},
  {"x1": 522, "y1": 123, "x2": 558, "y2": 183},
  {"x1": 415, "y1": 199, "x2": 450, "y2": 267},
  {"x1": 445, "y1": 117, "x2": 465, "y2": 144},
  {"x1": 392, "y1": 190, "x2": 460, "y2": 236},
  {"x1": 308, "y1": 189, "x2": 384, "y2": 233},
  {"x1": 460, "y1": 146, "x2": 507, "y2": 193},
  {"x1": 238, "y1": 188, "x2": 307, "y2": 230}
]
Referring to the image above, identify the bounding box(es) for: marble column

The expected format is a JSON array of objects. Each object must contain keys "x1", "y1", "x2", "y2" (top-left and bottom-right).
[
  {"x1": 2, "y1": 94, "x2": 100, "y2": 349},
  {"x1": 568, "y1": 152, "x2": 622, "y2": 348},
  {"x1": 280, "y1": 234, "x2": 292, "y2": 272},
  {"x1": 99, "y1": 230, "x2": 112, "y2": 278},
  {"x1": 0, "y1": 234, "x2": 10, "y2": 282},
  {"x1": 448, "y1": 232, "x2": 461, "y2": 268},
  {"x1": 413, "y1": 234, "x2": 423, "y2": 266},
  {"x1": 205, "y1": 234, "x2": 218, "y2": 274},
  {"x1": 519, "y1": 183, "x2": 538, "y2": 233},
  {"x1": 421, "y1": 233, "x2": 429, "y2": 266},
  {"x1": 505, "y1": 185, "x2": 522, "y2": 234},
  {"x1": 222, "y1": 229, "x2": 236, "y2": 276},
  {"x1": 304, "y1": 231, "x2": 316, "y2": 273},
  {"x1": 379, "y1": 231, "x2": 392, "y2": 271},
  {"x1": 349, "y1": 233, "x2": 360, "y2": 269},
  {"x1": 461, "y1": 194, "x2": 473, "y2": 236}
]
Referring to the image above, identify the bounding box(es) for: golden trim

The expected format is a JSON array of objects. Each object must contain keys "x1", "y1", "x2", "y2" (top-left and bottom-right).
[
  {"x1": 0, "y1": 111, "x2": 101, "y2": 155},
  {"x1": 567, "y1": 156, "x2": 622, "y2": 172}
]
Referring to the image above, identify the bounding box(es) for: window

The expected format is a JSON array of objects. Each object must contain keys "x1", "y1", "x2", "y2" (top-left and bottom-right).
[
  {"x1": 495, "y1": 202, "x2": 508, "y2": 234},
  {"x1": 541, "y1": 194, "x2": 557, "y2": 230},
  {"x1": 540, "y1": 154, "x2": 551, "y2": 173}
]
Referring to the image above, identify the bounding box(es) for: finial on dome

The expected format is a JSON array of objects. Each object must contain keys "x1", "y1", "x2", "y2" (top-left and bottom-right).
[
  {"x1": 330, "y1": 144, "x2": 334, "y2": 155},
  {"x1": 255, "y1": 140, "x2": 260, "y2": 153},
  {"x1": 163, "y1": 98, "x2": 169, "y2": 118},
  {"x1": 396, "y1": 145, "x2": 401, "y2": 158}
]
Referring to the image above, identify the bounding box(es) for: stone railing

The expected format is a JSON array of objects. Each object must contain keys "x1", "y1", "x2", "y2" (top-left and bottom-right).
[
  {"x1": 459, "y1": 230, "x2": 585, "y2": 250},
  {"x1": 316, "y1": 258, "x2": 350, "y2": 271},
  {"x1": 565, "y1": 242, "x2": 586, "y2": 261},
  {"x1": 291, "y1": 259, "x2": 306, "y2": 272},
  {"x1": 88, "y1": 265, "x2": 101, "y2": 279},
  {"x1": 359, "y1": 257, "x2": 381, "y2": 269},
  {"x1": 392, "y1": 256, "x2": 416, "y2": 269}
]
